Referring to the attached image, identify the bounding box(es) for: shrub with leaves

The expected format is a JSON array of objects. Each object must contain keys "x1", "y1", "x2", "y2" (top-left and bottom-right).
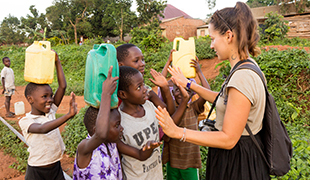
[
  {"x1": 62, "y1": 106, "x2": 88, "y2": 157},
  {"x1": 195, "y1": 36, "x2": 216, "y2": 60},
  {"x1": 260, "y1": 12, "x2": 289, "y2": 43}
]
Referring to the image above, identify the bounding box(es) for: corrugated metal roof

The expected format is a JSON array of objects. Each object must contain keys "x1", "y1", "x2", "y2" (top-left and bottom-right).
[{"x1": 160, "y1": 4, "x2": 192, "y2": 20}]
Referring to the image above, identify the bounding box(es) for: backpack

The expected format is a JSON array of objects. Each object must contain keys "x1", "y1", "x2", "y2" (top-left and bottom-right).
[{"x1": 205, "y1": 59, "x2": 293, "y2": 176}]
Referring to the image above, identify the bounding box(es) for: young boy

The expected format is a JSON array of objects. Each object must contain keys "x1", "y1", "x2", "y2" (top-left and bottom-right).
[
  {"x1": 1, "y1": 57, "x2": 15, "y2": 118},
  {"x1": 116, "y1": 43, "x2": 175, "y2": 115},
  {"x1": 117, "y1": 66, "x2": 164, "y2": 180},
  {"x1": 19, "y1": 51, "x2": 77, "y2": 180},
  {"x1": 162, "y1": 58, "x2": 210, "y2": 180},
  {"x1": 73, "y1": 66, "x2": 161, "y2": 180}
]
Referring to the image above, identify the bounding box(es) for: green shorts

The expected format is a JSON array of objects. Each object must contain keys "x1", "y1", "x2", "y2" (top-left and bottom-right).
[{"x1": 166, "y1": 162, "x2": 199, "y2": 180}]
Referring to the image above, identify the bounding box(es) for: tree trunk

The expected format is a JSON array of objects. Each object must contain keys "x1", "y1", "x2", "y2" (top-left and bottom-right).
[{"x1": 120, "y1": 8, "x2": 123, "y2": 41}]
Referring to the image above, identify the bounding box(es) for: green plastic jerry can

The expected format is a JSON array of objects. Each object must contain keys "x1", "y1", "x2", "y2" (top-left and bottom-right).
[{"x1": 84, "y1": 44, "x2": 119, "y2": 109}]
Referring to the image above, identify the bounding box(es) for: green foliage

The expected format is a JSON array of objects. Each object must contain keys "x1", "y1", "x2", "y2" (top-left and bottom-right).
[
  {"x1": 135, "y1": 0, "x2": 167, "y2": 25},
  {"x1": 129, "y1": 20, "x2": 168, "y2": 53},
  {"x1": 260, "y1": 12, "x2": 289, "y2": 43},
  {"x1": 0, "y1": 122, "x2": 28, "y2": 172},
  {"x1": 62, "y1": 106, "x2": 88, "y2": 157},
  {"x1": 259, "y1": 37, "x2": 310, "y2": 47},
  {"x1": 276, "y1": 124, "x2": 310, "y2": 179},
  {"x1": 254, "y1": 48, "x2": 310, "y2": 124},
  {"x1": 143, "y1": 42, "x2": 173, "y2": 86},
  {"x1": 0, "y1": 15, "x2": 26, "y2": 44},
  {"x1": 195, "y1": 36, "x2": 216, "y2": 60}
]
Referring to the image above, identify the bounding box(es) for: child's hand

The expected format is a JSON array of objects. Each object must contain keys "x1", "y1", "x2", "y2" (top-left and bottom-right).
[
  {"x1": 175, "y1": 80, "x2": 190, "y2": 102},
  {"x1": 102, "y1": 66, "x2": 119, "y2": 95},
  {"x1": 68, "y1": 92, "x2": 78, "y2": 118},
  {"x1": 142, "y1": 140, "x2": 162, "y2": 151},
  {"x1": 190, "y1": 56, "x2": 202, "y2": 73},
  {"x1": 167, "y1": 49, "x2": 176, "y2": 64},
  {"x1": 51, "y1": 49, "x2": 59, "y2": 62},
  {"x1": 149, "y1": 69, "x2": 168, "y2": 88}
]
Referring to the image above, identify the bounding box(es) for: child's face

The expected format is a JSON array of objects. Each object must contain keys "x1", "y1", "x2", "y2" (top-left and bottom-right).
[
  {"x1": 120, "y1": 46, "x2": 145, "y2": 75},
  {"x1": 3, "y1": 58, "x2": 11, "y2": 67},
  {"x1": 28, "y1": 85, "x2": 54, "y2": 115},
  {"x1": 106, "y1": 109, "x2": 124, "y2": 143},
  {"x1": 126, "y1": 72, "x2": 148, "y2": 105},
  {"x1": 172, "y1": 85, "x2": 194, "y2": 105}
]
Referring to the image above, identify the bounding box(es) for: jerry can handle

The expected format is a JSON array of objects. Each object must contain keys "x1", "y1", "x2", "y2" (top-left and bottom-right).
[
  {"x1": 173, "y1": 37, "x2": 183, "y2": 51},
  {"x1": 93, "y1": 43, "x2": 108, "y2": 55},
  {"x1": 39, "y1": 41, "x2": 51, "y2": 50}
]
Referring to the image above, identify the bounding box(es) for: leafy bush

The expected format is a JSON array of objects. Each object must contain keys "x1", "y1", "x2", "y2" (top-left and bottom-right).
[
  {"x1": 129, "y1": 20, "x2": 168, "y2": 53},
  {"x1": 0, "y1": 121, "x2": 28, "y2": 172},
  {"x1": 260, "y1": 12, "x2": 289, "y2": 43},
  {"x1": 62, "y1": 106, "x2": 88, "y2": 157},
  {"x1": 195, "y1": 36, "x2": 216, "y2": 60}
]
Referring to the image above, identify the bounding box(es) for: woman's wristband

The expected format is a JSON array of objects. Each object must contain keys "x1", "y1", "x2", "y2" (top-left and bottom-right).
[{"x1": 185, "y1": 80, "x2": 192, "y2": 90}]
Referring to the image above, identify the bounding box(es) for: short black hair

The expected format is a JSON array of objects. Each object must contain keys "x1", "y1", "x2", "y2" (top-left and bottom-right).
[
  {"x1": 83, "y1": 106, "x2": 99, "y2": 135},
  {"x1": 24, "y1": 82, "x2": 50, "y2": 98},
  {"x1": 118, "y1": 66, "x2": 140, "y2": 92},
  {"x1": 2, "y1": 57, "x2": 9, "y2": 63},
  {"x1": 116, "y1": 43, "x2": 137, "y2": 63}
]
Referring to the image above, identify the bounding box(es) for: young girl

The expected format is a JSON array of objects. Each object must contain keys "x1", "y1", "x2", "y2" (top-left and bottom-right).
[
  {"x1": 73, "y1": 67, "x2": 161, "y2": 180},
  {"x1": 156, "y1": 2, "x2": 270, "y2": 180}
]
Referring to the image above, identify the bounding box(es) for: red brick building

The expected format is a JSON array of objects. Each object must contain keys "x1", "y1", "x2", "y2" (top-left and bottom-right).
[{"x1": 160, "y1": 4, "x2": 205, "y2": 42}]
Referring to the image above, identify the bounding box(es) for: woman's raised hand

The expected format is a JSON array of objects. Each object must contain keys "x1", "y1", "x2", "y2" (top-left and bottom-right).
[
  {"x1": 168, "y1": 66, "x2": 188, "y2": 88},
  {"x1": 155, "y1": 106, "x2": 180, "y2": 139}
]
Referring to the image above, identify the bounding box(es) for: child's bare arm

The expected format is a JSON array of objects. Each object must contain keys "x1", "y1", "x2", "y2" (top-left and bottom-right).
[
  {"x1": 149, "y1": 69, "x2": 175, "y2": 115},
  {"x1": 76, "y1": 66, "x2": 118, "y2": 168},
  {"x1": 117, "y1": 140, "x2": 162, "y2": 161},
  {"x1": 161, "y1": 49, "x2": 175, "y2": 77},
  {"x1": 52, "y1": 51, "x2": 67, "y2": 107},
  {"x1": 190, "y1": 57, "x2": 210, "y2": 89},
  {"x1": 190, "y1": 57, "x2": 207, "y2": 108},
  {"x1": 28, "y1": 92, "x2": 77, "y2": 133},
  {"x1": 1, "y1": 77, "x2": 5, "y2": 94},
  {"x1": 170, "y1": 81, "x2": 190, "y2": 125}
]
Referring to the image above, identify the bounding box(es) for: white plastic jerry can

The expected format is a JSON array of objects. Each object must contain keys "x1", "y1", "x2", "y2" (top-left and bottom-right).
[{"x1": 14, "y1": 101, "x2": 25, "y2": 115}]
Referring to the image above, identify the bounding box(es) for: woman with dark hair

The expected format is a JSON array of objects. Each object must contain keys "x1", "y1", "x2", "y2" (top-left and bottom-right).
[{"x1": 156, "y1": 2, "x2": 270, "y2": 180}]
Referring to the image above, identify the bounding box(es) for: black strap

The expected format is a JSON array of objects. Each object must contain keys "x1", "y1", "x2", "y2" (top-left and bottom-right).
[{"x1": 205, "y1": 59, "x2": 252, "y2": 120}]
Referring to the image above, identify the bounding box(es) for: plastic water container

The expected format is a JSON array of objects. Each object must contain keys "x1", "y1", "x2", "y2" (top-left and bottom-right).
[
  {"x1": 172, "y1": 37, "x2": 196, "y2": 78},
  {"x1": 84, "y1": 44, "x2": 119, "y2": 109},
  {"x1": 14, "y1": 101, "x2": 25, "y2": 115},
  {"x1": 24, "y1": 41, "x2": 55, "y2": 84}
]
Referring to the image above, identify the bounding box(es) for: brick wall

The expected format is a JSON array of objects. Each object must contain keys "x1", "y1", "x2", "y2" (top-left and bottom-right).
[{"x1": 160, "y1": 17, "x2": 205, "y2": 41}]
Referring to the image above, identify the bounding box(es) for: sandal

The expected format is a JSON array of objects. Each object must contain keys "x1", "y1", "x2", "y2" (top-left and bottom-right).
[
  {"x1": 6, "y1": 113, "x2": 15, "y2": 118},
  {"x1": 9, "y1": 112, "x2": 15, "y2": 115}
]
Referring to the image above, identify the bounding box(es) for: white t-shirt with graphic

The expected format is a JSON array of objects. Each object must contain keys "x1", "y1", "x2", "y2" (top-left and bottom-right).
[{"x1": 119, "y1": 100, "x2": 163, "y2": 180}]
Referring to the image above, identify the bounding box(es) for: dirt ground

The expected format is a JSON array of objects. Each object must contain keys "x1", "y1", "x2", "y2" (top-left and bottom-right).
[{"x1": 1, "y1": 44, "x2": 309, "y2": 179}]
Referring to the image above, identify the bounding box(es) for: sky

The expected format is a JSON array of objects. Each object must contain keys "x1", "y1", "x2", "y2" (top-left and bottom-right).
[{"x1": 1, "y1": 0, "x2": 248, "y2": 22}]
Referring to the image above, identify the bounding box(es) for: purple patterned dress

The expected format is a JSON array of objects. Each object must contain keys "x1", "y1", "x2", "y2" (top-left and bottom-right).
[{"x1": 73, "y1": 136, "x2": 122, "y2": 180}]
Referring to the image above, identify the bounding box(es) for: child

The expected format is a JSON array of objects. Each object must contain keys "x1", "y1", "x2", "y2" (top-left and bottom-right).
[
  {"x1": 1, "y1": 57, "x2": 15, "y2": 118},
  {"x1": 19, "y1": 51, "x2": 77, "y2": 180},
  {"x1": 162, "y1": 58, "x2": 209, "y2": 180},
  {"x1": 116, "y1": 43, "x2": 175, "y2": 115},
  {"x1": 117, "y1": 66, "x2": 164, "y2": 180},
  {"x1": 73, "y1": 66, "x2": 161, "y2": 180}
]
